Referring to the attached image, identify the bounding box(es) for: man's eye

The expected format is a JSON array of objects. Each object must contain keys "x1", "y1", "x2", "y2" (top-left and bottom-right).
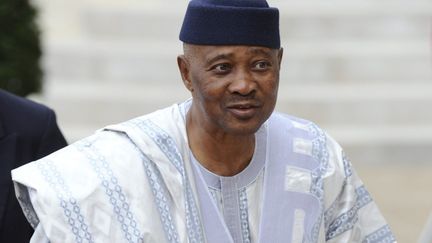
[
  {"x1": 254, "y1": 61, "x2": 271, "y2": 70},
  {"x1": 213, "y1": 63, "x2": 231, "y2": 72}
]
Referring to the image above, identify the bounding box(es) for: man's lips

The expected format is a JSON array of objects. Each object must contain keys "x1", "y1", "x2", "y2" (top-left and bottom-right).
[
  {"x1": 228, "y1": 104, "x2": 258, "y2": 109},
  {"x1": 226, "y1": 101, "x2": 261, "y2": 108},
  {"x1": 226, "y1": 103, "x2": 261, "y2": 119}
]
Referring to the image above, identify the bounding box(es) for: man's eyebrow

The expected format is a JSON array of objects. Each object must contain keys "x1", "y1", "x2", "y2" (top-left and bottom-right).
[{"x1": 205, "y1": 53, "x2": 234, "y2": 65}]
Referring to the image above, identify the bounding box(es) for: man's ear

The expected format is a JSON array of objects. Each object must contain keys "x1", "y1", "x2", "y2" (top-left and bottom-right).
[
  {"x1": 177, "y1": 55, "x2": 193, "y2": 92},
  {"x1": 277, "y1": 47, "x2": 284, "y2": 67}
]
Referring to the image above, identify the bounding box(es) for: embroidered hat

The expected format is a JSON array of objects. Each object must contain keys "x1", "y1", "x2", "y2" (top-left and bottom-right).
[{"x1": 179, "y1": 0, "x2": 280, "y2": 49}]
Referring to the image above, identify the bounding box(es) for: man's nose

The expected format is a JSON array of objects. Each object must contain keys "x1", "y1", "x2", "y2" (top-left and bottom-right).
[{"x1": 228, "y1": 69, "x2": 256, "y2": 95}]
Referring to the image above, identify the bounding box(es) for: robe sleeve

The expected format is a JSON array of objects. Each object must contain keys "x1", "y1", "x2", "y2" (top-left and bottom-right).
[{"x1": 323, "y1": 134, "x2": 397, "y2": 243}]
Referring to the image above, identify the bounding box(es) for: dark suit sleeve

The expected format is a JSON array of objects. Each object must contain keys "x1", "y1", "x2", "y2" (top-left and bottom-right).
[{"x1": 35, "y1": 108, "x2": 68, "y2": 159}]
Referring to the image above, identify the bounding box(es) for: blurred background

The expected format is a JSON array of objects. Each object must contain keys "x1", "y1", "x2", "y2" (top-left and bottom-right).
[{"x1": 2, "y1": 0, "x2": 432, "y2": 241}]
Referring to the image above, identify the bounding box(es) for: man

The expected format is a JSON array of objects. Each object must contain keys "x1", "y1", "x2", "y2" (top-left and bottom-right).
[
  {"x1": 0, "y1": 89, "x2": 67, "y2": 242},
  {"x1": 12, "y1": 0, "x2": 395, "y2": 242}
]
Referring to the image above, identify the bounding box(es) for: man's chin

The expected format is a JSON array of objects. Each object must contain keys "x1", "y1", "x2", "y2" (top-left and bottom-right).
[{"x1": 223, "y1": 123, "x2": 262, "y2": 136}]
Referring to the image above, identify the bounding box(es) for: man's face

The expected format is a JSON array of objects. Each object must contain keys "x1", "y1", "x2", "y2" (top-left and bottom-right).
[{"x1": 178, "y1": 45, "x2": 283, "y2": 135}]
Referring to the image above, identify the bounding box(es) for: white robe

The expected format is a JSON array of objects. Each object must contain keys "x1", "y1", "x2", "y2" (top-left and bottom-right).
[{"x1": 12, "y1": 100, "x2": 395, "y2": 243}]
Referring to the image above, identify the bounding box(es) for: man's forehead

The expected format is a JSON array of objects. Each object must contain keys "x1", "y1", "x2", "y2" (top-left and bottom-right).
[{"x1": 186, "y1": 44, "x2": 277, "y2": 58}]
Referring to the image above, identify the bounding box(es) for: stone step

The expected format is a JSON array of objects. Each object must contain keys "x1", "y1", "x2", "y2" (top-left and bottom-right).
[
  {"x1": 38, "y1": 80, "x2": 432, "y2": 129},
  {"x1": 43, "y1": 39, "x2": 432, "y2": 84},
  {"x1": 78, "y1": 1, "x2": 432, "y2": 41},
  {"x1": 326, "y1": 125, "x2": 432, "y2": 166}
]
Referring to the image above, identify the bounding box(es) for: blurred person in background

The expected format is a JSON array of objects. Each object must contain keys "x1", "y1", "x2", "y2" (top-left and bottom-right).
[
  {"x1": 11, "y1": 0, "x2": 395, "y2": 242},
  {"x1": 0, "y1": 89, "x2": 67, "y2": 242}
]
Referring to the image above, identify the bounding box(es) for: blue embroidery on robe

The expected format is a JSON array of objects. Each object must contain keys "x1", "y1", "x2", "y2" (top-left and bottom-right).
[
  {"x1": 342, "y1": 151, "x2": 353, "y2": 177},
  {"x1": 324, "y1": 151, "x2": 354, "y2": 229},
  {"x1": 324, "y1": 189, "x2": 343, "y2": 230},
  {"x1": 76, "y1": 139, "x2": 143, "y2": 243},
  {"x1": 139, "y1": 151, "x2": 180, "y2": 243},
  {"x1": 326, "y1": 186, "x2": 373, "y2": 240},
  {"x1": 37, "y1": 159, "x2": 94, "y2": 242},
  {"x1": 308, "y1": 123, "x2": 330, "y2": 241},
  {"x1": 239, "y1": 188, "x2": 251, "y2": 243},
  {"x1": 132, "y1": 119, "x2": 204, "y2": 243},
  {"x1": 363, "y1": 225, "x2": 395, "y2": 243}
]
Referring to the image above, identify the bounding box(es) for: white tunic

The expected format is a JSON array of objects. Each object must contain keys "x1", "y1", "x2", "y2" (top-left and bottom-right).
[{"x1": 12, "y1": 100, "x2": 396, "y2": 243}]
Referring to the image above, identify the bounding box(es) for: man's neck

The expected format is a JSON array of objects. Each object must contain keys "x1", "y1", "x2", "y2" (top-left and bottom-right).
[{"x1": 186, "y1": 112, "x2": 255, "y2": 177}]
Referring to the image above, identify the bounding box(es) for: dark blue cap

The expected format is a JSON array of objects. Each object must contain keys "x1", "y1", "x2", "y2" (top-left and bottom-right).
[{"x1": 179, "y1": 0, "x2": 280, "y2": 49}]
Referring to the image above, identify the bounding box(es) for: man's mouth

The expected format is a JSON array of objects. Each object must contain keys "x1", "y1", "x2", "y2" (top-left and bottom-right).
[{"x1": 226, "y1": 103, "x2": 261, "y2": 119}]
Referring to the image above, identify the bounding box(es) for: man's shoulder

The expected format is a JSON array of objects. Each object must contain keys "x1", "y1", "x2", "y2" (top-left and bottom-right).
[
  {"x1": 270, "y1": 111, "x2": 318, "y2": 130},
  {"x1": 33, "y1": 129, "x2": 135, "y2": 167},
  {"x1": 268, "y1": 111, "x2": 333, "y2": 144},
  {"x1": 109, "y1": 102, "x2": 185, "y2": 137}
]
